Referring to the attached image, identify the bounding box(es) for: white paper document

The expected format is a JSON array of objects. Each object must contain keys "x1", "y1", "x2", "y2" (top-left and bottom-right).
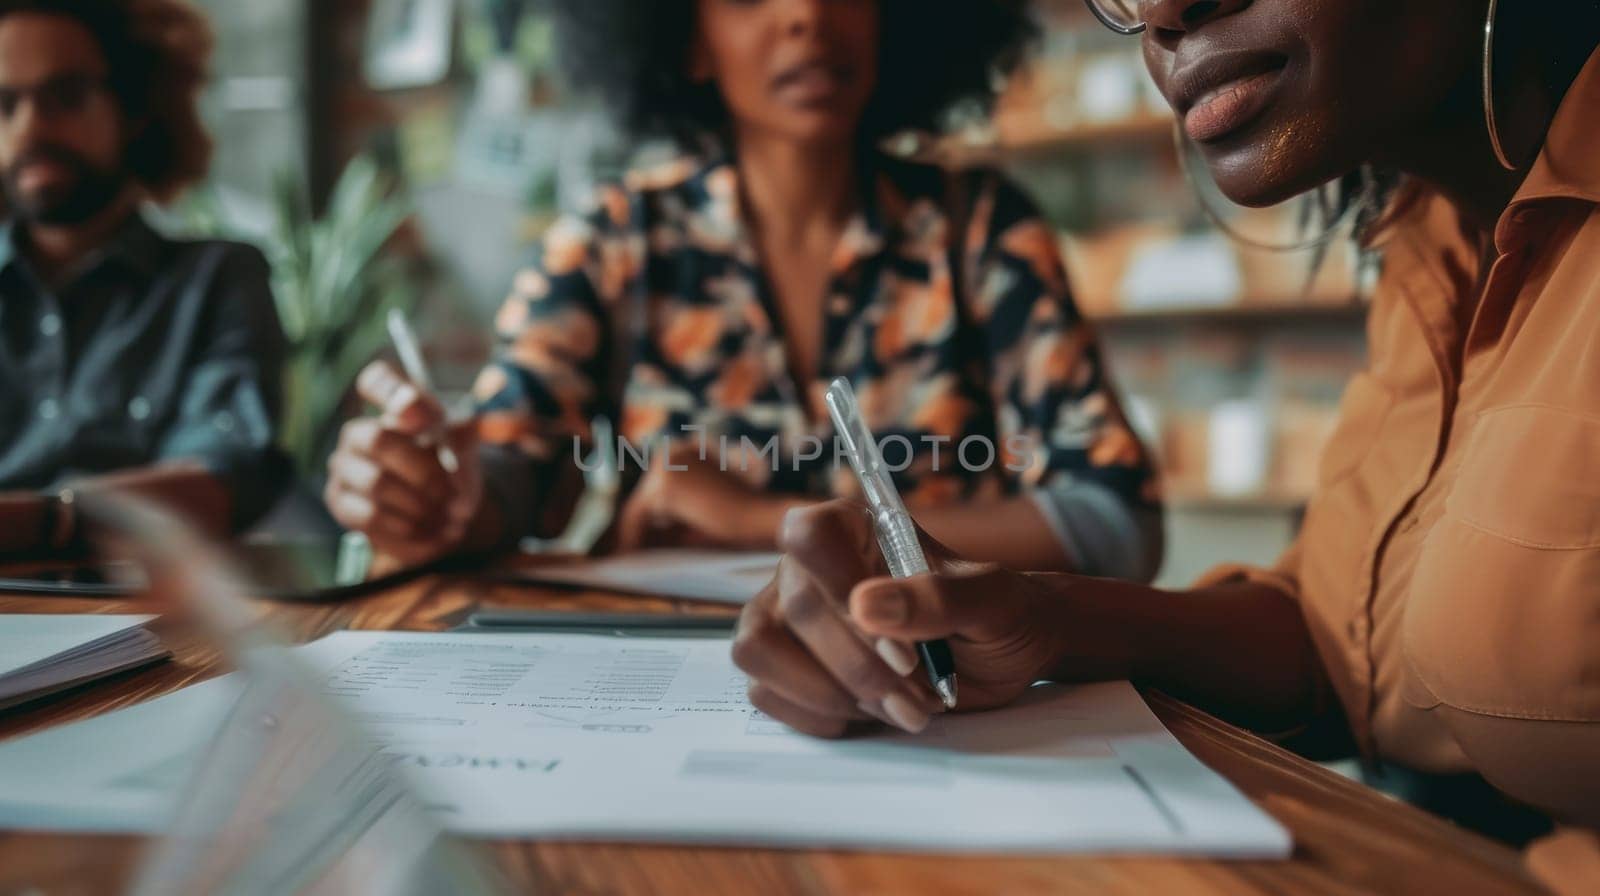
[
  {"x1": 0, "y1": 631, "x2": 1289, "y2": 856},
  {"x1": 512, "y1": 550, "x2": 779, "y2": 605}
]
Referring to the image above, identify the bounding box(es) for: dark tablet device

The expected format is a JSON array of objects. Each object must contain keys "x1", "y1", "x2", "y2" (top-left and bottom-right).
[
  {"x1": 457, "y1": 610, "x2": 738, "y2": 637},
  {"x1": 0, "y1": 538, "x2": 411, "y2": 602}
]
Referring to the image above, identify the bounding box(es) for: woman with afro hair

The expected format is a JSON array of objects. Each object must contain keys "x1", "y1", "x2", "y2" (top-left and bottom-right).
[{"x1": 328, "y1": 0, "x2": 1164, "y2": 580}]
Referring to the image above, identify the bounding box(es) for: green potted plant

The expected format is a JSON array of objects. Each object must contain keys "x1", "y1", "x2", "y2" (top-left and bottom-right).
[{"x1": 181, "y1": 156, "x2": 419, "y2": 482}]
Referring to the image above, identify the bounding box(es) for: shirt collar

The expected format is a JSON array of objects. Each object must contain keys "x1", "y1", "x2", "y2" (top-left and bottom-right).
[
  {"x1": 685, "y1": 147, "x2": 897, "y2": 273},
  {"x1": 1384, "y1": 191, "x2": 1483, "y2": 377},
  {"x1": 0, "y1": 210, "x2": 166, "y2": 283},
  {"x1": 90, "y1": 211, "x2": 167, "y2": 279},
  {"x1": 1500, "y1": 45, "x2": 1600, "y2": 241}
]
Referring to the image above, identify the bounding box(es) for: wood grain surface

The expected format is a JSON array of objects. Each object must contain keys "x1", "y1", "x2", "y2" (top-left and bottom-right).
[{"x1": 0, "y1": 569, "x2": 1541, "y2": 895}]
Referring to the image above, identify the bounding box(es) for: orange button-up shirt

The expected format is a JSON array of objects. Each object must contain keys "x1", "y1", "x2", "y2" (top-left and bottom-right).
[{"x1": 1214, "y1": 48, "x2": 1600, "y2": 829}]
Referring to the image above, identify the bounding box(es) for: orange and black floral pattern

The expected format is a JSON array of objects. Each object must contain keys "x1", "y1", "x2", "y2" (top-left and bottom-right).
[{"x1": 473, "y1": 152, "x2": 1157, "y2": 514}]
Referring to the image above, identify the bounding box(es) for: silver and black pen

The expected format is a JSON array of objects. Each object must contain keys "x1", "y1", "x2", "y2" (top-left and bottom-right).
[
  {"x1": 386, "y1": 309, "x2": 461, "y2": 475},
  {"x1": 824, "y1": 378, "x2": 958, "y2": 709}
]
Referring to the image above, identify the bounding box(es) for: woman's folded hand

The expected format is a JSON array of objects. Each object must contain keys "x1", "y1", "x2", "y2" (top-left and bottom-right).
[{"x1": 324, "y1": 361, "x2": 484, "y2": 571}]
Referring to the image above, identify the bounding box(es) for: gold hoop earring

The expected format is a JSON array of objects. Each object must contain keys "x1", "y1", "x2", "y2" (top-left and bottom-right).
[
  {"x1": 1483, "y1": 0, "x2": 1521, "y2": 171},
  {"x1": 1172, "y1": 122, "x2": 1372, "y2": 254}
]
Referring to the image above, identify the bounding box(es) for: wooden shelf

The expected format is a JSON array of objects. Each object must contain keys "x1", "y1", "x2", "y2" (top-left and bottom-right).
[
  {"x1": 942, "y1": 113, "x2": 1174, "y2": 164},
  {"x1": 1088, "y1": 302, "x2": 1369, "y2": 332},
  {"x1": 999, "y1": 113, "x2": 1174, "y2": 153}
]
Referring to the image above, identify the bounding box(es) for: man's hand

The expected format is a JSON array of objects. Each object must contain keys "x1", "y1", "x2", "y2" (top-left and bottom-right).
[
  {"x1": 731, "y1": 499, "x2": 1075, "y2": 738},
  {"x1": 324, "y1": 361, "x2": 483, "y2": 569}
]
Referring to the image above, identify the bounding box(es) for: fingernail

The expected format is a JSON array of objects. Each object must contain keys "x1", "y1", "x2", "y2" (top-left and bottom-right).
[
  {"x1": 858, "y1": 585, "x2": 908, "y2": 626},
  {"x1": 857, "y1": 700, "x2": 889, "y2": 725},
  {"x1": 882, "y1": 693, "x2": 930, "y2": 734},
  {"x1": 392, "y1": 384, "x2": 419, "y2": 411},
  {"x1": 875, "y1": 638, "x2": 919, "y2": 677}
]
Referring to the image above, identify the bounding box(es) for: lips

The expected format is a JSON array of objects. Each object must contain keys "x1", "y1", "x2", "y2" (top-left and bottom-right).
[
  {"x1": 772, "y1": 59, "x2": 853, "y2": 103},
  {"x1": 8, "y1": 147, "x2": 86, "y2": 182},
  {"x1": 1171, "y1": 53, "x2": 1288, "y2": 143}
]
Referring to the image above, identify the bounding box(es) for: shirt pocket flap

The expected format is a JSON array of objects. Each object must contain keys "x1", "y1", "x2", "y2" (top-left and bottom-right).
[{"x1": 1404, "y1": 405, "x2": 1600, "y2": 721}]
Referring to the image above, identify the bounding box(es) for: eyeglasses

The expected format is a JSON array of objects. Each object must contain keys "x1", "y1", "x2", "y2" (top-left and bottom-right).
[
  {"x1": 0, "y1": 74, "x2": 109, "y2": 126},
  {"x1": 1084, "y1": 0, "x2": 1146, "y2": 35}
]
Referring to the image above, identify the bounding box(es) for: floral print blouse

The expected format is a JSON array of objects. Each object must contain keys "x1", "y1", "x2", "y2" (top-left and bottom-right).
[{"x1": 472, "y1": 152, "x2": 1162, "y2": 580}]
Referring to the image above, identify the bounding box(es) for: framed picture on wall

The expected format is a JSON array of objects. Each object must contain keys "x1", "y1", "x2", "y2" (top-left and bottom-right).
[{"x1": 364, "y1": 0, "x2": 454, "y2": 90}]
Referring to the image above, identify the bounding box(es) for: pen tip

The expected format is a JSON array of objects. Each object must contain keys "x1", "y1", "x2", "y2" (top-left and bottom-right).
[{"x1": 935, "y1": 677, "x2": 958, "y2": 710}]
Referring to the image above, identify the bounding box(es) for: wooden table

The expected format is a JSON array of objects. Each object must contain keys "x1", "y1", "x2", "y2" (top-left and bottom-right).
[{"x1": 0, "y1": 571, "x2": 1542, "y2": 895}]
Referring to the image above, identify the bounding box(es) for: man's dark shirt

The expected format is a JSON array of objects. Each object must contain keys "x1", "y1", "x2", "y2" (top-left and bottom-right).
[{"x1": 0, "y1": 213, "x2": 288, "y2": 529}]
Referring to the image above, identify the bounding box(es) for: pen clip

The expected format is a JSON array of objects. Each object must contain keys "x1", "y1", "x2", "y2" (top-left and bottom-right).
[
  {"x1": 826, "y1": 380, "x2": 880, "y2": 486},
  {"x1": 826, "y1": 380, "x2": 904, "y2": 514}
]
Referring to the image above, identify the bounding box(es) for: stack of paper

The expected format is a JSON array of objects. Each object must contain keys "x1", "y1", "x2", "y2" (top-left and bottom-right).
[
  {"x1": 0, "y1": 631, "x2": 1291, "y2": 857},
  {"x1": 0, "y1": 615, "x2": 168, "y2": 711}
]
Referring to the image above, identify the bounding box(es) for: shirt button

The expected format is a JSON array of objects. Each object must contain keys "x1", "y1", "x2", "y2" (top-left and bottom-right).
[
  {"x1": 39, "y1": 314, "x2": 61, "y2": 337},
  {"x1": 1399, "y1": 515, "x2": 1419, "y2": 533},
  {"x1": 38, "y1": 398, "x2": 60, "y2": 420},
  {"x1": 213, "y1": 411, "x2": 235, "y2": 433},
  {"x1": 128, "y1": 396, "x2": 152, "y2": 421},
  {"x1": 1347, "y1": 616, "x2": 1369, "y2": 641}
]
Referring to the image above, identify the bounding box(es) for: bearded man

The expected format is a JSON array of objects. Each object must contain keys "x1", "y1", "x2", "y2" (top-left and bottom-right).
[{"x1": 0, "y1": 0, "x2": 287, "y2": 555}]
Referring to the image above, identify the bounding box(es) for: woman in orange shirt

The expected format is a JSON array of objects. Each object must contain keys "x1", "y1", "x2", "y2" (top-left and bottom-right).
[{"x1": 736, "y1": 0, "x2": 1600, "y2": 880}]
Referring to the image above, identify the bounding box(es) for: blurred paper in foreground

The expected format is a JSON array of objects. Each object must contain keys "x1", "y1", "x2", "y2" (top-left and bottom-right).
[{"x1": 84, "y1": 496, "x2": 505, "y2": 896}]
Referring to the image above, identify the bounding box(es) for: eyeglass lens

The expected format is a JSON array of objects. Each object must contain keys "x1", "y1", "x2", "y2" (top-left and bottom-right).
[{"x1": 1088, "y1": 0, "x2": 1143, "y2": 30}]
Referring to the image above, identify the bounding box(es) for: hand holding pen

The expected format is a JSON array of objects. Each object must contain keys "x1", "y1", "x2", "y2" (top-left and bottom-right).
[
  {"x1": 323, "y1": 320, "x2": 484, "y2": 569},
  {"x1": 732, "y1": 378, "x2": 1069, "y2": 737},
  {"x1": 732, "y1": 495, "x2": 1070, "y2": 737}
]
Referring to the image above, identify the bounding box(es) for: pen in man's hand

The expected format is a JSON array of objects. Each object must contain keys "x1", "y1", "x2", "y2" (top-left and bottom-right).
[
  {"x1": 825, "y1": 378, "x2": 958, "y2": 709},
  {"x1": 386, "y1": 309, "x2": 461, "y2": 475}
]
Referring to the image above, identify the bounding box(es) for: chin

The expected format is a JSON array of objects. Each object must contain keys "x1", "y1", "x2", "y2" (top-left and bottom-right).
[
  {"x1": 766, "y1": 103, "x2": 867, "y2": 144},
  {"x1": 1210, "y1": 172, "x2": 1305, "y2": 209},
  {"x1": 1197, "y1": 109, "x2": 1356, "y2": 210},
  {"x1": 1203, "y1": 147, "x2": 1338, "y2": 210}
]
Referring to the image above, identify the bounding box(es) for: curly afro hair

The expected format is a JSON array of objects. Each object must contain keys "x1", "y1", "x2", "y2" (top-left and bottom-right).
[
  {"x1": 551, "y1": 0, "x2": 1037, "y2": 148},
  {"x1": 0, "y1": 0, "x2": 214, "y2": 204}
]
